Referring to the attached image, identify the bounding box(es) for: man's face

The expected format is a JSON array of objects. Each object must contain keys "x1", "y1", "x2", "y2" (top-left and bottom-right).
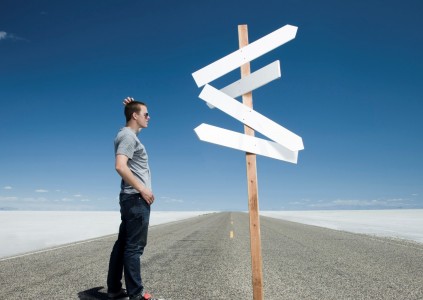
[{"x1": 135, "y1": 105, "x2": 150, "y2": 128}]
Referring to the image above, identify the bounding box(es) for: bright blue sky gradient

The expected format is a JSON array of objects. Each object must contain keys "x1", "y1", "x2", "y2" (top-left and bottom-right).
[{"x1": 1, "y1": 0, "x2": 422, "y2": 211}]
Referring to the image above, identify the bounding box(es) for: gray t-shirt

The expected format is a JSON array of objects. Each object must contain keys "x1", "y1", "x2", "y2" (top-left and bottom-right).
[{"x1": 114, "y1": 127, "x2": 152, "y2": 194}]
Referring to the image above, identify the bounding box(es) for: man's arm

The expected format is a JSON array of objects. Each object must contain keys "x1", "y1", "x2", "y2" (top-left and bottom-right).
[{"x1": 115, "y1": 154, "x2": 155, "y2": 204}]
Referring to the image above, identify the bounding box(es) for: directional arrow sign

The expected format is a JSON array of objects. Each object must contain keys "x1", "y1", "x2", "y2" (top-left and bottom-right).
[
  {"x1": 221, "y1": 60, "x2": 281, "y2": 99},
  {"x1": 192, "y1": 25, "x2": 297, "y2": 87},
  {"x1": 199, "y1": 84, "x2": 304, "y2": 151},
  {"x1": 194, "y1": 123, "x2": 298, "y2": 163},
  {"x1": 206, "y1": 60, "x2": 281, "y2": 109}
]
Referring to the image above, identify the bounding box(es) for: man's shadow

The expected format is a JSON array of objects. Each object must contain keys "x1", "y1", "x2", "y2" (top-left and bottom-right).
[{"x1": 78, "y1": 286, "x2": 108, "y2": 299}]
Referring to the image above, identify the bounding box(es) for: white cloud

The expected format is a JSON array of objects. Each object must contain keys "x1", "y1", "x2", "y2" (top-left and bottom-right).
[
  {"x1": 60, "y1": 198, "x2": 73, "y2": 202},
  {"x1": 0, "y1": 31, "x2": 27, "y2": 42},
  {"x1": 0, "y1": 196, "x2": 18, "y2": 201},
  {"x1": 307, "y1": 198, "x2": 412, "y2": 209},
  {"x1": 3, "y1": 186, "x2": 12, "y2": 190},
  {"x1": 160, "y1": 196, "x2": 184, "y2": 203},
  {"x1": 35, "y1": 189, "x2": 49, "y2": 193},
  {"x1": 333, "y1": 199, "x2": 381, "y2": 206},
  {"x1": 23, "y1": 197, "x2": 48, "y2": 203},
  {"x1": 73, "y1": 194, "x2": 91, "y2": 202}
]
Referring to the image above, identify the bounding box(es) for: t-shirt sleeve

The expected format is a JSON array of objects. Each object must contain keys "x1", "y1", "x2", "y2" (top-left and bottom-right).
[{"x1": 116, "y1": 134, "x2": 136, "y2": 159}]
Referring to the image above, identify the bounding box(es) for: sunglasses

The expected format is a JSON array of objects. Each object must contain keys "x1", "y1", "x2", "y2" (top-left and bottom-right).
[{"x1": 143, "y1": 113, "x2": 149, "y2": 118}]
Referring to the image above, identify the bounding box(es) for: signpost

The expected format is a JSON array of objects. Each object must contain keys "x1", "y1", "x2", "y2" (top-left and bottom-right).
[
  {"x1": 192, "y1": 24, "x2": 303, "y2": 300},
  {"x1": 238, "y1": 24, "x2": 263, "y2": 300}
]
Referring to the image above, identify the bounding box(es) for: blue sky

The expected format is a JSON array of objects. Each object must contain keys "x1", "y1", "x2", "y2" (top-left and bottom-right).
[{"x1": 1, "y1": 0, "x2": 422, "y2": 211}]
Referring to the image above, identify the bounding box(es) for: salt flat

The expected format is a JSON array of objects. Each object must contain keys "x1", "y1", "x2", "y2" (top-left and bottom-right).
[
  {"x1": 261, "y1": 209, "x2": 423, "y2": 243},
  {"x1": 1, "y1": 209, "x2": 422, "y2": 259},
  {"x1": 0, "y1": 211, "x2": 213, "y2": 259}
]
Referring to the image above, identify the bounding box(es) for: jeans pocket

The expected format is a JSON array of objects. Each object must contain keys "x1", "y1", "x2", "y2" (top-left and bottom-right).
[{"x1": 120, "y1": 194, "x2": 150, "y2": 223}]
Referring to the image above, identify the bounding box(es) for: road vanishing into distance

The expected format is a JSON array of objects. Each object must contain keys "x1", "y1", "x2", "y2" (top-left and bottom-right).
[{"x1": 1, "y1": 212, "x2": 422, "y2": 299}]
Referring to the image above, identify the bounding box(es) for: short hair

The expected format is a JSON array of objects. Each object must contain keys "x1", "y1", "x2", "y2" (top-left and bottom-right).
[{"x1": 124, "y1": 101, "x2": 147, "y2": 122}]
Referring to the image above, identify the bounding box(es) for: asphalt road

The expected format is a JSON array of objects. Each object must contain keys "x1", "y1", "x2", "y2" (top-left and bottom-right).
[{"x1": 1, "y1": 212, "x2": 422, "y2": 299}]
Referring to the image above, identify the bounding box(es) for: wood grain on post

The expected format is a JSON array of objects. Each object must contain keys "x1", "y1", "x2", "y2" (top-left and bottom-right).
[{"x1": 238, "y1": 24, "x2": 264, "y2": 300}]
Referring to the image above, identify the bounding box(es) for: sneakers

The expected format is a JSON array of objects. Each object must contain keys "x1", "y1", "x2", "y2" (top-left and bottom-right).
[
  {"x1": 130, "y1": 292, "x2": 160, "y2": 300},
  {"x1": 142, "y1": 292, "x2": 159, "y2": 300},
  {"x1": 108, "y1": 288, "x2": 129, "y2": 300}
]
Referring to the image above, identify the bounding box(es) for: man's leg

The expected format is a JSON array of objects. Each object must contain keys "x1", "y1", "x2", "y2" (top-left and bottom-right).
[
  {"x1": 107, "y1": 211, "x2": 126, "y2": 293},
  {"x1": 121, "y1": 193, "x2": 150, "y2": 298}
]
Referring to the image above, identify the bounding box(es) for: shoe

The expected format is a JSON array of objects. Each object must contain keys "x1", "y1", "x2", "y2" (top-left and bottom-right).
[
  {"x1": 142, "y1": 292, "x2": 160, "y2": 300},
  {"x1": 108, "y1": 288, "x2": 129, "y2": 300},
  {"x1": 129, "y1": 292, "x2": 160, "y2": 300}
]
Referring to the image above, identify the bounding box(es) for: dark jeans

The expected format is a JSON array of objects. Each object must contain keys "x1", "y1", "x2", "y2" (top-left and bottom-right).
[{"x1": 107, "y1": 193, "x2": 150, "y2": 297}]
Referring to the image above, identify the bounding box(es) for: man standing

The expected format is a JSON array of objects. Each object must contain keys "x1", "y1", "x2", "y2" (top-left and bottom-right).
[{"x1": 107, "y1": 97, "x2": 157, "y2": 300}]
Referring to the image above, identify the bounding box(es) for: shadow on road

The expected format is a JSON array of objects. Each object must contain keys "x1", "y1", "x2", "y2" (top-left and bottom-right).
[{"x1": 78, "y1": 286, "x2": 108, "y2": 299}]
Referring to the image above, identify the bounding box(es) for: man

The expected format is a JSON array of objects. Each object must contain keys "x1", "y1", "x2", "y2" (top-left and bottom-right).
[{"x1": 107, "y1": 97, "x2": 157, "y2": 300}]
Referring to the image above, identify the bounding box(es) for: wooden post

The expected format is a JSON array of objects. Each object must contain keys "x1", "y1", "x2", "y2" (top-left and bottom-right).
[{"x1": 238, "y1": 24, "x2": 264, "y2": 300}]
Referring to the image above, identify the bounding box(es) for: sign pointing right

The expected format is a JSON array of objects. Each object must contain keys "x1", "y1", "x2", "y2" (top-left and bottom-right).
[{"x1": 198, "y1": 84, "x2": 304, "y2": 152}]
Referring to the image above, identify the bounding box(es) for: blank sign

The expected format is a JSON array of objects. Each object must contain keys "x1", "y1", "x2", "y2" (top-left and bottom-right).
[
  {"x1": 194, "y1": 123, "x2": 298, "y2": 163},
  {"x1": 192, "y1": 25, "x2": 297, "y2": 87},
  {"x1": 199, "y1": 84, "x2": 304, "y2": 152}
]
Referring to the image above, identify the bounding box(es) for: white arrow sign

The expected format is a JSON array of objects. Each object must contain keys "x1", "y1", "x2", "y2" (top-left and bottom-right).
[
  {"x1": 221, "y1": 60, "x2": 281, "y2": 99},
  {"x1": 192, "y1": 25, "x2": 297, "y2": 87},
  {"x1": 195, "y1": 123, "x2": 298, "y2": 163},
  {"x1": 205, "y1": 60, "x2": 281, "y2": 109},
  {"x1": 199, "y1": 84, "x2": 304, "y2": 151}
]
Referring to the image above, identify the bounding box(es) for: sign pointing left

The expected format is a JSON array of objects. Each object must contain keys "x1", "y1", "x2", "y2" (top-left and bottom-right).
[{"x1": 194, "y1": 123, "x2": 298, "y2": 163}]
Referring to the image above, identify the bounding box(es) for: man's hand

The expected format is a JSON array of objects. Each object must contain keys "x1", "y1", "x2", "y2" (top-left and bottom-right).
[
  {"x1": 140, "y1": 187, "x2": 155, "y2": 205},
  {"x1": 115, "y1": 154, "x2": 155, "y2": 205},
  {"x1": 123, "y1": 97, "x2": 134, "y2": 105}
]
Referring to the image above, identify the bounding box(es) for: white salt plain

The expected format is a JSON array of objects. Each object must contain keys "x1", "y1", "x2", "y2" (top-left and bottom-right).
[
  {"x1": 261, "y1": 209, "x2": 423, "y2": 243},
  {"x1": 1, "y1": 209, "x2": 422, "y2": 259},
  {"x1": 0, "y1": 211, "x2": 214, "y2": 259}
]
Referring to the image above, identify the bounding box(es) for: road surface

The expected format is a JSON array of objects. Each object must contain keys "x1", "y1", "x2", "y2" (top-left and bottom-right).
[{"x1": 1, "y1": 212, "x2": 422, "y2": 299}]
